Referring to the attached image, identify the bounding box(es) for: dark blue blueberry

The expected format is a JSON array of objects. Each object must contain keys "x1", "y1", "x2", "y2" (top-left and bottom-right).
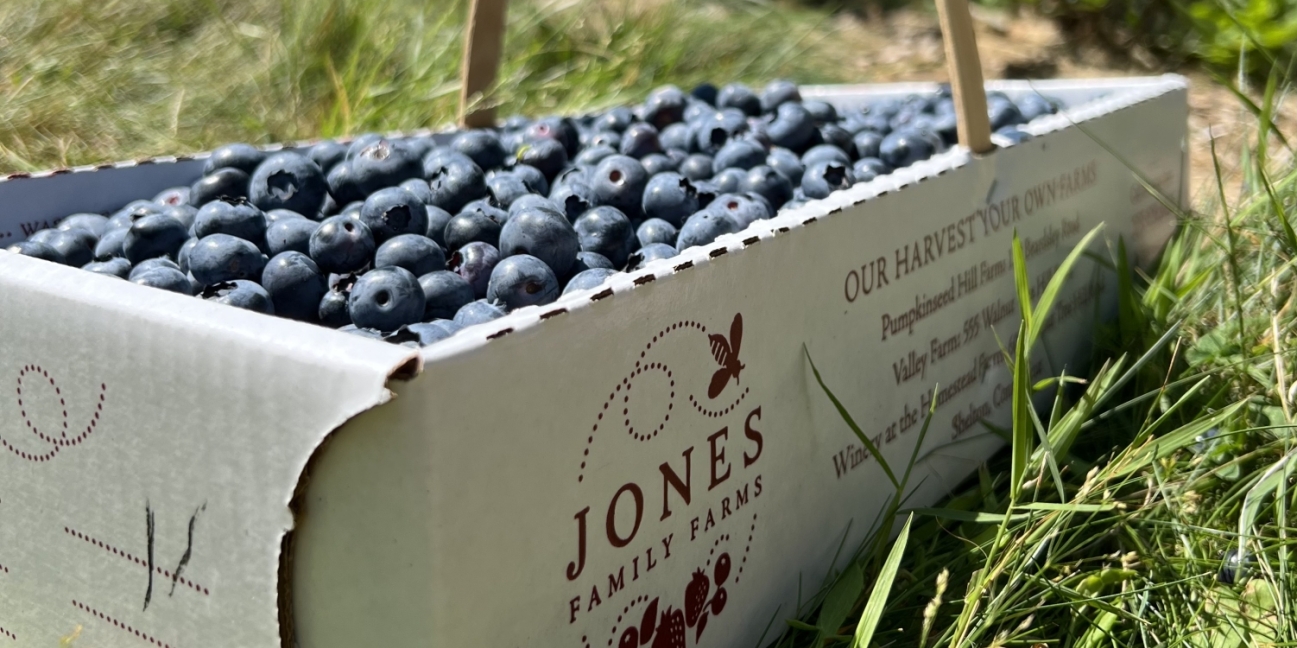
[
  {"x1": 203, "y1": 143, "x2": 266, "y2": 175},
  {"x1": 340, "y1": 324, "x2": 384, "y2": 339},
  {"x1": 988, "y1": 98, "x2": 1025, "y2": 130},
  {"x1": 676, "y1": 210, "x2": 738, "y2": 251},
  {"x1": 83, "y1": 258, "x2": 132, "y2": 279},
  {"x1": 387, "y1": 320, "x2": 462, "y2": 347},
  {"x1": 595, "y1": 106, "x2": 635, "y2": 133},
  {"x1": 325, "y1": 161, "x2": 365, "y2": 205},
  {"x1": 200, "y1": 280, "x2": 274, "y2": 314},
  {"x1": 260, "y1": 251, "x2": 328, "y2": 322},
  {"x1": 802, "y1": 100, "x2": 838, "y2": 124},
  {"x1": 740, "y1": 165, "x2": 794, "y2": 208},
  {"x1": 265, "y1": 209, "x2": 307, "y2": 223},
  {"x1": 7, "y1": 240, "x2": 64, "y2": 263},
  {"x1": 160, "y1": 204, "x2": 198, "y2": 230},
  {"x1": 717, "y1": 83, "x2": 761, "y2": 116},
  {"x1": 1015, "y1": 94, "x2": 1057, "y2": 121},
  {"x1": 129, "y1": 257, "x2": 180, "y2": 279},
  {"x1": 108, "y1": 201, "x2": 165, "y2": 231},
  {"x1": 802, "y1": 144, "x2": 850, "y2": 166},
  {"x1": 309, "y1": 215, "x2": 376, "y2": 274},
  {"x1": 582, "y1": 130, "x2": 622, "y2": 150},
  {"x1": 46, "y1": 227, "x2": 96, "y2": 264},
  {"x1": 499, "y1": 207, "x2": 580, "y2": 277},
  {"x1": 375, "y1": 234, "x2": 446, "y2": 276},
  {"x1": 636, "y1": 218, "x2": 678, "y2": 247},
  {"x1": 692, "y1": 180, "x2": 720, "y2": 209},
  {"x1": 426, "y1": 156, "x2": 488, "y2": 214},
  {"x1": 575, "y1": 144, "x2": 618, "y2": 166},
  {"x1": 510, "y1": 194, "x2": 565, "y2": 220},
  {"x1": 176, "y1": 235, "x2": 199, "y2": 273},
  {"x1": 418, "y1": 270, "x2": 476, "y2": 320},
  {"x1": 551, "y1": 182, "x2": 597, "y2": 222},
  {"x1": 344, "y1": 133, "x2": 385, "y2": 159},
  {"x1": 424, "y1": 205, "x2": 453, "y2": 248},
  {"x1": 350, "y1": 138, "x2": 423, "y2": 195},
  {"x1": 996, "y1": 126, "x2": 1032, "y2": 145},
  {"x1": 509, "y1": 163, "x2": 550, "y2": 196},
  {"x1": 123, "y1": 214, "x2": 188, "y2": 263},
  {"x1": 767, "y1": 102, "x2": 817, "y2": 152},
  {"x1": 249, "y1": 152, "x2": 328, "y2": 217},
  {"x1": 708, "y1": 193, "x2": 772, "y2": 229},
  {"x1": 640, "y1": 153, "x2": 678, "y2": 176},
  {"x1": 713, "y1": 167, "x2": 747, "y2": 193},
  {"x1": 516, "y1": 138, "x2": 569, "y2": 181},
  {"x1": 853, "y1": 131, "x2": 884, "y2": 160},
  {"x1": 641, "y1": 173, "x2": 700, "y2": 227},
  {"x1": 422, "y1": 148, "x2": 475, "y2": 176},
  {"x1": 760, "y1": 80, "x2": 801, "y2": 113},
  {"x1": 93, "y1": 228, "x2": 128, "y2": 260},
  {"x1": 563, "y1": 268, "x2": 618, "y2": 295},
  {"x1": 404, "y1": 136, "x2": 438, "y2": 160},
  {"x1": 318, "y1": 286, "x2": 352, "y2": 327},
  {"x1": 399, "y1": 178, "x2": 434, "y2": 205},
  {"x1": 486, "y1": 254, "x2": 560, "y2": 310},
  {"x1": 360, "y1": 187, "x2": 429, "y2": 244},
  {"x1": 189, "y1": 234, "x2": 267, "y2": 285},
  {"x1": 627, "y1": 242, "x2": 678, "y2": 270},
  {"x1": 574, "y1": 206, "x2": 633, "y2": 268},
  {"x1": 712, "y1": 138, "x2": 767, "y2": 174},
  {"x1": 931, "y1": 112, "x2": 959, "y2": 146},
  {"x1": 527, "y1": 116, "x2": 581, "y2": 158},
  {"x1": 443, "y1": 206, "x2": 504, "y2": 251},
  {"x1": 659, "y1": 123, "x2": 694, "y2": 152},
  {"x1": 486, "y1": 172, "x2": 532, "y2": 209},
  {"x1": 691, "y1": 82, "x2": 719, "y2": 105},
  {"x1": 192, "y1": 197, "x2": 268, "y2": 245},
  {"x1": 59, "y1": 213, "x2": 110, "y2": 238},
  {"x1": 590, "y1": 155, "x2": 649, "y2": 218},
  {"x1": 801, "y1": 161, "x2": 855, "y2": 199},
  {"x1": 855, "y1": 157, "x2": 891, "y2": 177},
  {"x1": 640, "y1": 85, "x2": 687, "y2": 128},
  {"x1": 879, "y1": 128, "x2": 939, "y2": 168},
  {"x1": 448, "y1": 241, "x2": 501, "y2": 298},
  {"x1": 131, "y1": 266, "x2": 193, "y2": 295},
  {"x1": 619, "y1": 123, "x2": 663, "y2": 159},
  {"x1": 308, "y1": 140, "x2": 349, "y2": 173},
  {"x1": 1218, "y1": 548, "x2": 1250, "y2": 585},
  {"x1": 766, "y1": 147, "x2": 804, "y2": 185},
  {"x1": 340, "y1": 201, "x2": 364, "y2": 220},
  {"x1": 452, "y1": 130, "x2": 508, "y2": 171},
  {"x1": 695, "y1": 110, "x2": 750, "y2": 154},
  {"x1": 453, "y1": 299, "x2": 507, "y2": 327},
  {"x1": 348, "y1": 266, "x2": 425, "y2": 331},
  {"x1": 679, "y1": 154, "x2": 714, "y2": 181},
  {"x1": 573, "y1": 251, "x2": 615, "y2": 272}
]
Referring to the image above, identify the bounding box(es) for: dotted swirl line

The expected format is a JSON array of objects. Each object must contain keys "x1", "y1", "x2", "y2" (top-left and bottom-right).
[
  {"x1": 736, "y1": 513, "x2": 757, "y2": 584},
  {"x1": 72, "y1": 600, "x2": 173, "y2": 648},
  {"x1": 607, "y1": 594, "x2": 652, "y2": 647},
  {"x1": 16, "y1": 365, "x2": 107, "y2": 447},
  {"x1": 688, "y1": 386, "x2": 750, "y2": 419}
]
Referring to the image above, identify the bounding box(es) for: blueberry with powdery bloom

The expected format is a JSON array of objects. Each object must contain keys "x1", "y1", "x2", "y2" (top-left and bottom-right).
[
  {"x1": 448, "y1": 241, "x2": 502, "y2": 299},
  {"x1": 443, "y1": 206, "x2": 504, "y2": 251},
  {"x1": 574, "y1": 206, "x2": 633, "y2": 269},
  {"x1": 636, "y1": 218, "x2": 678, "y2": 248},
  {"x1": 452, "y1": 130, "x2": 508, "y2": 171},
  {"x1": 486, "y1": 254, "x2": 560, "y2": 310},
  {"x1": 801, "y1": 161, "x2": 855, "y2": 199},
  {"x1": 308, "y1": 140, "x2": 348, "y2": 173},
  {"x1": 641, "y1": 173, "x2": 700, "y2": 227},
  {"x1": 130, "y1": 266, "x2": 194, "y2": 295},
  {"x1": 192, "y1": 197, "x2": 267, "y2": 246},
  {"x1": 203, "y1": 143, "x2": 266, "y2": 175},
  {"x1": 350, "y1": 138, "x2": 423, "y2": 196},
  {"x1": 200, "y1": 280, "x2": 274, "y2": 314},
  {"x1": 249, "y1": 152, "x2": 328, "y2": 217},
  {"x1": 499, "y1": 207, "x2": 580, "y2": 278},
  {"x1": 188, "y1": 234, "x2": 267, "y2": 286},
  {"x1": 640, "y1": 85, "x2": 687, "y2": 129},
  {"x1": 261, "y1": 251, "x2": 328, "y2": 321},
  {"x1": 676, "y1": 210, "x2": 738, "y2": 251},
  {"x1": 740, "y1": 165, "x2": 794, "y2": 208},
  {"x1": 93, "y1": 229, "x2": 128, "y2": 261},
  {"x1": 627, "y1": 242, "x2": 678, "y2": 270},
  {"x1": 418, "y1": 270, "x2": 476, "y2": 320},
  {"x1": 589, "y1": 155, "x2": 649, "y2": 219},
  {"x1": 717, "y1": 83, "x2": 761, "y2": 116},
  {"x1": 6, "y1": 240, "x2": 64, "y2": 264},
  {"x1": 123, "y1": 214, "x2": 188, "y2": 264},
  {"x1": 767, "y1": 102, "x2": 817, "y2": 152},
  {"x1": 374, "y1": 234, "x2": 445, "y2": 276},
  {"x1": 453, "y1": 299, "x2": 507, "y2": 327},
  {"x1": 619, "y1": 123, "x2": 663, "y2": 159},
  {"x1": 59, "y1": 213, "x2": 110, "y2": 238},
  {"x1": 563, "y1": 268, "x2": 618, "y2": 295},
  {"x1": 515, "y1": 139, "x2": 568, "y2": 182},
  {"x1": 359, "y1": 187, "x2": 428, "y2": 244},
  {"x1": 348, "y1": 266, "x2": 425, "y2": 332},
  {"x1": 309, "y1": 215, "x2": 375, "y2": 274},
  {"x1": 426, "y1": 157, "x2": 489, "y2": 216}
]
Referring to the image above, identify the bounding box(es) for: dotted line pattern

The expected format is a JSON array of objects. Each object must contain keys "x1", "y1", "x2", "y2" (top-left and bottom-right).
[
  {"x1": 606, "y1": 594, "x2": 652, "y2": 647},
  {"x1": 688, "y1": 386, "x2": 750, "y2": 419},
  {"x1": 622, "y1": 363, "x2": 673, "y2": 442},
  {"x1": 4, "y1": 365, "x2": 106, "y2": 462},
  {"x1": 581, "y1": 635, "x2": 589, "y2": 648},
  {"x1": 706, "y1": 535, "x2": 731, "y2": 568},
  {"x1": 735, "y1": 514, "x2": 757, "y2": 584},
  {"x1": 634, "y1": 321, "x2": 707, "y2": 370},
  {"x1": 72, "y1": 600, "x2": 173, "y2": 648},
  {"x1": 0, "y1": 563, "x2": 8, "y2": 574},
  {"x1": 64, "y1": 527, "x2": 209, "y2": 596},
  {"x1": 0, "y1": 626, "x2": 12, "y2": 641}
]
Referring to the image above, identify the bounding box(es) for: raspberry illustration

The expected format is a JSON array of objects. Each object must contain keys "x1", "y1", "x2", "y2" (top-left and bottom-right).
[
  {"x1": 639, "y1": 597, "x2": 659, "y2": 645},
  {"x1": 714, "y1": 552, "x2": 732, "y2": 586},
  {"x1": 711, "y1": 587, "x2": 728, "y2": 615},
  {"x1": 651, "y1": 606, "x2": 685, "y2": 648},
  {"x1": 684, "y1": 568, "x2": 711, "y2": 627},
  {"x1": 619, "y1": 627, "x2": 639, "y2": 648}
]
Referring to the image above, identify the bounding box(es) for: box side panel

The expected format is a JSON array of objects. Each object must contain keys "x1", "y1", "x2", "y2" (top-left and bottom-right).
[
  {"x1": 289, "y1": 88, "x2": 1186, "y2": 648},
  {"x1": 0, "y1": 257, "x2": 412, "y2": 648}
]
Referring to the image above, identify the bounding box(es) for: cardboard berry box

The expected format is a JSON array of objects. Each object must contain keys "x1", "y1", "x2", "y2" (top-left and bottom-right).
[{"x1": 0, "y1": 75, "x2": 1187, "y2": 648}]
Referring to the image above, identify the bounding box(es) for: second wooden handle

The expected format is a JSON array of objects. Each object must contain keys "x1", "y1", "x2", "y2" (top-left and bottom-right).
[{"x1": 934, "y1": 0, "x2": 993, "y2": 154}]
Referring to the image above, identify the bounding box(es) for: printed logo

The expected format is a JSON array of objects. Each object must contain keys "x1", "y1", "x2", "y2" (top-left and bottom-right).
[
  {"x1": 564, "y1": 313, "x2": 768, "y2": 647},
  {"x1": 1, "y1": 365, "x2": 107, "y2": 462}
]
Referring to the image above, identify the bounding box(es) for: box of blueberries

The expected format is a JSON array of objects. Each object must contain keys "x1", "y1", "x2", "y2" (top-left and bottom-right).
[{"x1": 0, "y1": 76, "x2": 1186, "y2": 648}]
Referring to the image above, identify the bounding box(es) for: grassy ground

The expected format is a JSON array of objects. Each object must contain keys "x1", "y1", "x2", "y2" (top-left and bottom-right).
[{"x1": 7, "y1": 0, "x2": 1297, "y2": 646}]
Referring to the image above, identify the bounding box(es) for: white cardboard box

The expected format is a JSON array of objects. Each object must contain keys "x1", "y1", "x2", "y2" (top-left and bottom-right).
[{"x1": 0, "y1": 76, "x2": 1187, "y2": 648}]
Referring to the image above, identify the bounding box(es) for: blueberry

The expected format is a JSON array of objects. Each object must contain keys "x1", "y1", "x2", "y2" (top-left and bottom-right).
[
  {"x1": 123, "y1": 214, "x2": 188, "y2": 263},
  {"x1": 129, "y1": 257, "x2": 181, "y2": 279},
  {"x1": 499, "y1": 207, "x2": 580, "y2": 277},
  {"x1": 59, "y1": 213, "x2": 110, "y2": 238},
  {"x1": 1016, "y1": 94, "x2": 1057, "y2": 121},
  {"x1": 582, "y1": 130, "x2": 622, "y2": 150},
  {"x1": 676, "y1": 209, "x2": 738, "y2": 251},
  {"x1": 801, "y1": 161, "x2": 855, "y2": 199},
  {"x1": 636, "y1": 218, "x2": 678, "y2": 248},
  {"x1": 679, "y1": 154, "x2": 714, "y2": 181},
  {"x1": 641, "y1": 173, "x2": 700, "y2": 227},
  {"x1": 375, "y1": 234, "x2": 446, "y2": 276},
  {"x1": 424, "y1": 205, "x2": 454, "y2": 247},
  {"x1": 160, "y1": 204, "x2": 199, "y2": 231},
  {"x1": 717, "y1": 83, "x2": 761, "y2": 116},
  {"x1": 802, "y1": 100, "x2": 838, "y2": 125},
  {"x1": 359, "y1": 187, "x2": 429, "y2": 244},
  {"x1": 619, "y1": 123, "x2": 663, "y2": 159},
  {"x1": 573, "y1": 250, "x2": 616, "y2": 272},
  {"x1": 802, "y1": 144, "x2": 851, "y2": 166},
  {"x1": 695, "y1": 110, "x2": 750, "y2": 154},
  {"x1": 318, "y1": 288, "x2": 352, "y2": 327},
  {"x1": 575, "y1": 144, "x2": 618, "y2": 166},
  {"x1": 712, "y1": 167, "x2": 747, "y2": 193},
  {"x1": 766, "y1": 147, "x2": 804, "y2": 185},
  {"x1": 176, "y1": 237, "x2": 200, "y2": 272},
  {"x1": 7, "y1": 240, "x2": 64, "y2": 263},
  {"x1": 443, "y1": 207, "x2": 504, "y2": 251},
  {"x1": 93, "y1": 229, "x2": 128, "y2": 260},
  {"x1": 574, "y1": 206, "x2": 633, "y2": 268},
  {"x1": 448, "y1": 241, "x2": 502, "y2": 298},
  {"x1": 590, "y1": 155, "x2": 649, "y2": 218},
  {"x1": 188, "y1": 234, "x2": 267, "y2": 285},
  {"x1": 708, "y1": 193, "x2": 772, "y2": 229},
  {"x1": 691, "y1": 82, "x2": 719, "y2": 105},
  {"x1": 308, "y1": 140, "x2": 349, "y2": 173},
  {"x1": 418, "y1": 270, "x2": 476, "y2": 320},
  {"x1": 192, "y1": 197, "x2": 267, "y2": 245},
  {"x1": 108, "y1": 201, "x2": 165, "y2": 231},
  {"x1": 203, "y1": 143, "x2": 265, "y2": 176},
  {"x1": 563, "y1": 268, "x2": 618, "y2": 295},
  {"x1": 988, "y1": 98, "x2": 1025, "y2": 130},
  {"x1": 131, "y1": 266, "x2": 193, "y2": 295},
  {"x1": 427, "y1": 157, "x2": 488, "y2": 214},
  {"x1": 515, "y1": 138, "x2": 569, "y2": 181},
  {"x1": 692, "y1": 180, "x2": 720, "y2": 209},
  {"x1": 258, "y1": 251, "x2": 328, "y2": 321},
  {"x1": 855, "y1": 157, "x2": 892, "y2": 177},
  {"x1": 525, "y1": 117, "x2": 581, "y2": 158},
  {"x1": 510, "y1": 194, "x2": 565, "y2": 220},
  {"x1": 879, "y1": 128, "x2": 938, "y2": 168},
  {"x1": 249, "y1": 152, "x2": 328, "y2": 217},
  {"x1": 265, "y1": 208, "x2": 308, "y2": 223},
  {"x1": 309, "y1": 215, "x2": 376, "y2": 274},
  {"x1": 325, "y1": 161, "x2": 365, "y2": 205},
  {"x1": 486, "y1": 173, "x2": 532, "y2": 209},
  {"x1": 347, "y1": 266, "x2": 425, "y2": 331},
  {"x1": 594, "y1": 107, "x2": 635, "y2": 133},
  {"x1": 200, "y1": 280, "x2": 274, "y2": 314},
  {"x1": 996, "y1": 126, "x2": 1032, "y2": 145},
  {"x1": 386, "y1": 320, "x2": 462, "y2": 347},
  {"x1": 627, "y1": 242, "x2": 678, "y2": 270},
  {"x1": 486, "y1": 254, "x2": 560, "y2": 310},
  {"x1": 189, "y1": 167, "x2": 249, "y2": 204},
  {"x1": 263, "y1": 216, "x2": 323, "y2": 256},
  {"x1": 712, "y1": 138, "x2": 767, "y2": 174},
  {"x1": 760, "y1": 80, "x2": 801, "y2": 113},
  {"x1": 452, "y1": 130, "x2": 507, "y2": 171},
  {"x1": 351, "y1": 138, "x2": 423, "y2": 195},
  {"x1": 853, "y1": 131, "x2": 884, "y2": 160},
  {"x1": 340, "y1": 325, "x2": 385, "y2": 339},
  {"x1": 640, "y1": 85, "x2": 687, "y2": 128},
  {"x1": 767, "y1": 102, "x2": 817, "y2": 152},
  {"x1": 1218, "y1": 548, "x2": 1250, "y2": 585},
  {"x1": 551, "y1": 181, "x2": 597, "y2": 222},
  {"x1": 740, "y1": 165, "x2": 794, "y2": 208},
  {"x1": 394, "y1": 178, "x2": 432, "y2": 207},
  {"x1": 153, "y1": 186, "x2": 191, "y2": 207},
  {"x1": 659, "y1": 123, "x2": 694, "y2": 153},
  {"x1": 453, "y1": 299, "x2": 507, "y2": 327},
  {"x1": 639, "y1": 153, "x2": 677, "y2": 176},
  {"x1": 510, "y1": 164, "x2": 550, "y2": 195}
]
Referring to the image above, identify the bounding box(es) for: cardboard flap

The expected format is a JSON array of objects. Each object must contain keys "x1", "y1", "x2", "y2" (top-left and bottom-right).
[{"x1": 0, "y1": 254, "x2": 414, "y2": 647}]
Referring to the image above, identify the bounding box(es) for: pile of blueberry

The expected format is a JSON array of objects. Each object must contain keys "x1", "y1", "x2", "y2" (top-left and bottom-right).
[{"x1": 6, "y1": 81, "x2": 1059, "y2": 347}]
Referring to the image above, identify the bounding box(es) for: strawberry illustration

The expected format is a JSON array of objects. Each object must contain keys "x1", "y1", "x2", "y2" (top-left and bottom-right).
[
  {"x1": 619, "y1": 628, "x2": 639, "y2": 648},
  {"x1": 639, "y1": 597, "x2": 660, "y2": 645},
  {"x1": 711, "y1": 587, "x2": 728, "y2": 615},
  {"x1": 714, "y1": 553, "x2": 732, "y2": 586},
  {"x1": 684, "y1": 568, "x2": 711, "y2": 627},
  {"x1": 651, "y1": 606, "x2": 685, "y2": 648}
]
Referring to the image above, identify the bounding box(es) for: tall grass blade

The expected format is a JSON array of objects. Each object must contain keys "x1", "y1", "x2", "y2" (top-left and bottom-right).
[
  {"x1": 851, "y1": 514, "x2": 912, "y2": 648},
  {"x1": 805, "y1": 346, "x2": 899, "y2": 490}
]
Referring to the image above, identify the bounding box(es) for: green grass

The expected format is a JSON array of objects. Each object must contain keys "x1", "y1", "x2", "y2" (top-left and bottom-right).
[{"x1": 0, "y1": 0, "x2": 862, "y2": 172}]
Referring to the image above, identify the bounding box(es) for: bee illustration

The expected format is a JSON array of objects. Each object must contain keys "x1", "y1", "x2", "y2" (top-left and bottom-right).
[{"x1": 707, "y1": 314, "x2": 745, "y2": 400}]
